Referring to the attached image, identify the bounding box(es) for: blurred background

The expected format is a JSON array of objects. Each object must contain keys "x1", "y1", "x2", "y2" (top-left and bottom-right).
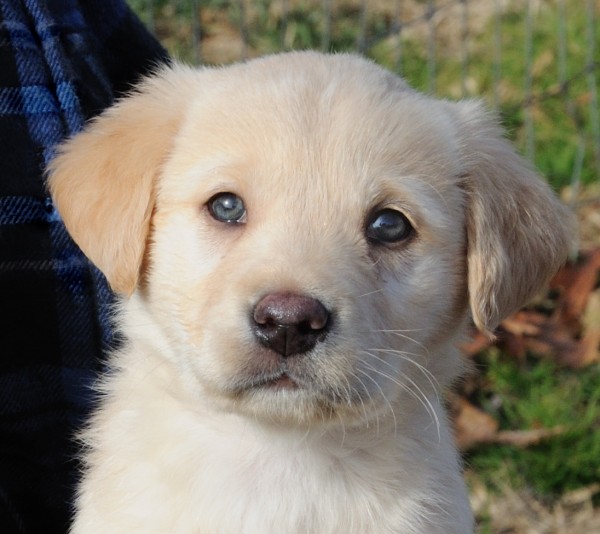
[{"x1": 127, "y1": 1, "x2": 599, "y2": 531}]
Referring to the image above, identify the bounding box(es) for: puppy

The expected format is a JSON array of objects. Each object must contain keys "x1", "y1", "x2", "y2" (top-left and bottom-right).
[{"x1": 48, "y1": 52, "x2": 573, "y2": 533}]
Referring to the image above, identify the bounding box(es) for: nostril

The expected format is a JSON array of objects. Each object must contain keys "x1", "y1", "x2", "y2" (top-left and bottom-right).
[
  {"x1": 252, "y1": 293, "x2": 330, "y2": 357},
  {"x1": 253, "y1": 293, "x2": 329, "y2": 330}
]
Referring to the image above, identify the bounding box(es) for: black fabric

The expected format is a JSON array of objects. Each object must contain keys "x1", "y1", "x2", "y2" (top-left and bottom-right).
[{"x1": 0, "y1": 1, "x2": 167, "y2": 531}]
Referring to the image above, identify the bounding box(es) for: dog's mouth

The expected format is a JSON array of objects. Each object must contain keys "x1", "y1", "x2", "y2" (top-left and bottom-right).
[
  {"x1": 265, "y1": 373, "x2": 299, "y2": 390},
  {"x1": 232, "y1": 370, "x2": 302, "y2": 393},
  {"x1": 222, "y1": 361, "x2": 371, "y2": 424}
]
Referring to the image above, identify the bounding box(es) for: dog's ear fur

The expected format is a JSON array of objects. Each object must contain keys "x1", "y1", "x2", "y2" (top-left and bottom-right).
[
  {"x1": 47, "y1": 65, "x2": 198, "y2": 295},
  {"x1": 455, "y1": 101, "x2": 575, "y2": 337}
]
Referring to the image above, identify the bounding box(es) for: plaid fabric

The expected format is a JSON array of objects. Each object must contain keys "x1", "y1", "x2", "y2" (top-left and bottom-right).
[{"x1": 0, "y1": 1, "x2": 167, "y2": 531}]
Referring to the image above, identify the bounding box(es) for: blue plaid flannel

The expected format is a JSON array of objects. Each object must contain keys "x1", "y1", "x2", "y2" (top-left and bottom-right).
[{"x1": 0, "y1": 1, "x2": 166, "y2": 531}]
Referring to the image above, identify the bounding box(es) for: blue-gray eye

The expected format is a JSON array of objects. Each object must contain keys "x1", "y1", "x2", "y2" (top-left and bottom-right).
[
  {"x1": 366, "y1": 209, "x2": 413, "y2": 244},
  {"x1": 208, "y1": 193, "x2": 246, "y2": 223}
]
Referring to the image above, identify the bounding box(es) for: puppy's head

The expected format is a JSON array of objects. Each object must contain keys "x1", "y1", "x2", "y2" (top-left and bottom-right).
[{"x1": 48, "y1": 53, "x2": 573, "y2": 427}]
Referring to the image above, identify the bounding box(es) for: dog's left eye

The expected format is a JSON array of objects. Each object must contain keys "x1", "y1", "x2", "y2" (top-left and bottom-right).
[
  {"x1": 207, "y1": 193, "x2": 247, "y2": 224},
  {"x1": 366, "y1": 209, "x2": 413, "y2": 244}
]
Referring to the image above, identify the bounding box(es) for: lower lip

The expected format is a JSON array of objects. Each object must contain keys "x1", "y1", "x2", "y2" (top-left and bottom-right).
[{"x1": 268, "y1": 374, "x2": 299, "y2": 390}]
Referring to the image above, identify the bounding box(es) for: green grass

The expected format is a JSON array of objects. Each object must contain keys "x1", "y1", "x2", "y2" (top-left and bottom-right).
[
  {"x1": 368, "y1": 3, "x2": 600, "y2": 189},
  {"x1": 468, "y1": 350, "x2": 600, "y2": 497}
]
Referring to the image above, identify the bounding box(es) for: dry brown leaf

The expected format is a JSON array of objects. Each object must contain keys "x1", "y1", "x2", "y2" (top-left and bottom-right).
[
  {"x1": 497, "y1": 311, "x2": 564, "y2": 360},
  {"x1": 453, "y1": 396, "x2": 566, "y2": 450},
  {"x1": 453, "y1": 397, "x2": 498, "y2": 450},
  {"x1": 502, "y1": 313, "x2": 543, "y2": 337},
  {"x1": 553, "y1": 248, "x2": 600, "y2": 325},
  {"x1": 460, "y1": 330, "x2": 493, "y2": 357},
  {"x1": 560, "y1": 483, "x2": 600, "y2": 507},
  {"x1": 495, "y1": 425, "x2": 566, "y2": 448},
  {"x1": 568, "y1": 289, "x2": 600, "y2": 367},
  {"x1": 461, "y1": 245, "x2": 600, "y2": 365}
]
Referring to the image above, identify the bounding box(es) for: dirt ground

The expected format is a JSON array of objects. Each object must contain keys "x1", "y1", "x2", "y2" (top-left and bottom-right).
[{"x1": 470, "y1": 478, "x2": 600, "y2": 533}]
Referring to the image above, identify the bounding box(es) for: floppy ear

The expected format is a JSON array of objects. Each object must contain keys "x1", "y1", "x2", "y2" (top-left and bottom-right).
[
  {"x1": 455, "y1": 101, "x2": 575, "y2": 337},
  {"x1": 47, "y1": 65, "x2": 198, "y2": 295}
]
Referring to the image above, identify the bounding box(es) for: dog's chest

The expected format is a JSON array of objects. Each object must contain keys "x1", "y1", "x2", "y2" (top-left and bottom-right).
[
  {"x1": 152, "y1": 422, "x2": 404, "y2": 532},
  {"x1": 186, "y1": 446, "x2": 397, "y2": 533},
  {"x1": 91, "y1": 403, "x2": 420, "y2": 533}
]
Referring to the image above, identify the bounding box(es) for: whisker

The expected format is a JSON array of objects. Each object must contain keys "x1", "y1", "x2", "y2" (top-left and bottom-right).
[
  {"x1": 366, "y1": 348, "x2": 440, "y2": 392},
  {"x1": 339, "y1": 372, "x2": 356, "y2": 407},
  {"x1": 357, "y1": 288, "x2": 385, "y2": 298},
  {"x1": 411, "y1": 172, "x2": 453, "y2": 213},
  {"x1": 355, "y1": 367, "x2": 399, "y2": 437},
  {"x1": 335, "y1": 410, "x2": 347, "y2": 448},
  {"x1": 361, "y1": 356, "x2": 440, "y2": 443},
  {"x1": 348, "y1": 369, "x2": 377, "y2": 431},
  {"x1": 372, "y1": 329, "x2": 431, "y2": 355},
  {"x1": 350, "y1": 372, "x2": 371, "y2": 428}
]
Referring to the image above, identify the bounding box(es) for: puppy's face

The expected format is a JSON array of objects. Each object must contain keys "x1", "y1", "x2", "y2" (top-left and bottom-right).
[
  {"x1": 149, "y1": 84, "x2": 467, "y2": 425},
  {"x1": 48, "y1": 53, "x2": 573, "y2": 427}
]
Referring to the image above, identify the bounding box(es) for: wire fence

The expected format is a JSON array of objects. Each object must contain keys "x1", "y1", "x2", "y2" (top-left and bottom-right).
[{"x1": 130, "y1": 0, "x2": 600, "y2": 199}]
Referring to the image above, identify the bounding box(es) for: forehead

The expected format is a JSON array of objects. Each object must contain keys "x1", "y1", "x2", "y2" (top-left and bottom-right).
[{"x1": 159, "y1": 58, "x2": 464, "y2": 224}]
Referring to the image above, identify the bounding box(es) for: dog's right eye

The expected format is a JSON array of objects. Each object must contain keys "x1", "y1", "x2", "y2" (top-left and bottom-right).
[
  {"x1": 207, "y1": 193, "x2": 247, "y2": 224},
  {"x1": 365, "y1": 208, "x2": 414, "y2": 244}
]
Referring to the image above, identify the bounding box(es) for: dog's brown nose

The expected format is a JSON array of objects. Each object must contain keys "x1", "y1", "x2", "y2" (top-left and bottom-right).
[{"x1": 252, "y1": 293, "x2": 330, "y2": 357}]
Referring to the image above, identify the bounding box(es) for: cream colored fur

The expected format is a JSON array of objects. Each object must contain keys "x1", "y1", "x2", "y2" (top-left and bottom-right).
[{"x1": 47, "y1": 52, "x2": 573, "y2": 533}]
